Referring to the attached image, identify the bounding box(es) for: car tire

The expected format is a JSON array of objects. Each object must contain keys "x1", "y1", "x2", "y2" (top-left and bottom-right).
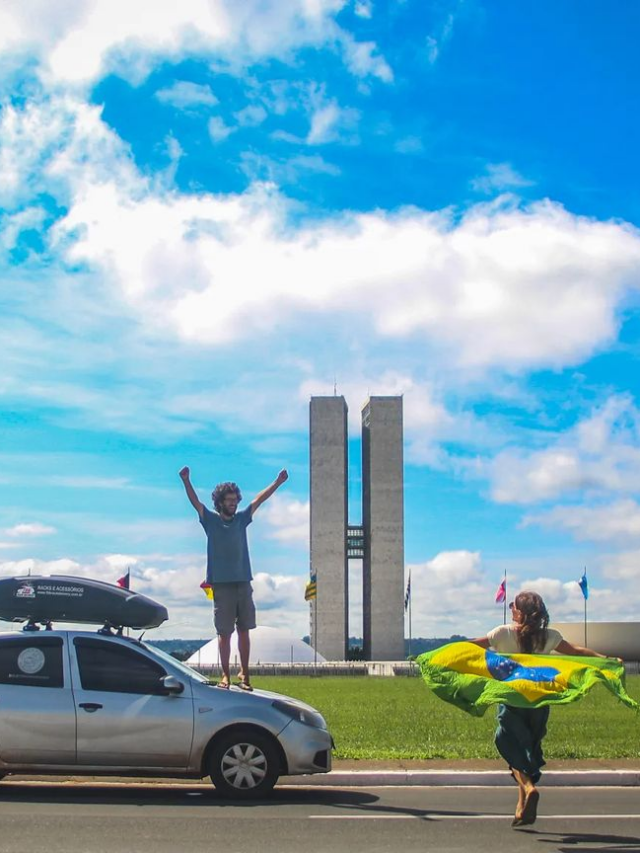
[{"x1": 208, "y1": 729, "x2": 280, "y2": 799}]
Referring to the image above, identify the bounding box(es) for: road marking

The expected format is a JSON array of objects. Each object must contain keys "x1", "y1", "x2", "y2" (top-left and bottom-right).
[
  {"x1": 309, "y1": 814, "x2": 640, "y2": 821},
  {"x1": 309, "y1": 815, "x2": 415, "y2": 820}
]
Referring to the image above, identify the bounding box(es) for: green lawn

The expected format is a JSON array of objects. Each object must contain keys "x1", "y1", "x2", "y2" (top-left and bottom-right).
[{"x1": 247, "y1": 675, "x2": 640, "y2": 760}]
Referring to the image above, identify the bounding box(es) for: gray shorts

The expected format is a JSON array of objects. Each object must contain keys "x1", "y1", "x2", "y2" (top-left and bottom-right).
[{"x1": 213, "y1": 582, "x2": 256, "y2": 636}]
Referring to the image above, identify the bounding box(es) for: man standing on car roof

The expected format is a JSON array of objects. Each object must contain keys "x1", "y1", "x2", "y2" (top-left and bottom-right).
[{"x1": 179, "y1": 466, "x2": 288, "y2": 691}]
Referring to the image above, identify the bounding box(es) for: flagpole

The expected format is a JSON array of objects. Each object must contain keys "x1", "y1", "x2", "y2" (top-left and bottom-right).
[
  {"x1": 313, "y1": 597, "x2": 317, "y2": 671},
  {"x1": 584, "y1": 594, "x2": 587, "y2": 646},
  {"x1": 582, "y1": 566, "x2": 588, "y2": 646},
  {"x1": 408, "y1": 588, "x2": 412, "y2": 658},
  {"x1": 503, "y1": 570, "x2": 507, "y2": 624}
]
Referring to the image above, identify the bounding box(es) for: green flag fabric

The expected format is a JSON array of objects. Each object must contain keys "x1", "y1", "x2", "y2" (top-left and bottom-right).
[{"x1": 417, "y1": 641, "x2": 638, "y2": 718}]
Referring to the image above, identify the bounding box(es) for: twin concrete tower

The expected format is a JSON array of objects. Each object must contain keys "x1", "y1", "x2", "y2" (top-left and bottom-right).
[{"x1": 309, "y1": 396, "x2": 405, "y2": 661}]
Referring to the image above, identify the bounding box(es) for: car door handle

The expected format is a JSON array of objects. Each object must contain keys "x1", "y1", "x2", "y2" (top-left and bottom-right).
[{"x1": 79, "y1": 702, "x2": 103, "y2": 713}]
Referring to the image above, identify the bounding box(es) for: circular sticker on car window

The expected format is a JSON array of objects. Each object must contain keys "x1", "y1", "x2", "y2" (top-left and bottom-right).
[{"x1": 17, "y1": 647, "x2": 46, "y2": 675}]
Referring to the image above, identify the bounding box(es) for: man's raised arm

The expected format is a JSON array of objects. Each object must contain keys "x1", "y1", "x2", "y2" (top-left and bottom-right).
[
  {"x1": 179, "y1": 467, "x2": 205, "y2": 519},
  {"x1": 250, "y1": 469, "x2": 288, "y2": 515}
]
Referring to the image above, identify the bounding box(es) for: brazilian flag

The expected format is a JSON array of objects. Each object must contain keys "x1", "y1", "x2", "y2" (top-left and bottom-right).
[{"x1": 417, "y1": 641, "x2": 638, "y2": 717}]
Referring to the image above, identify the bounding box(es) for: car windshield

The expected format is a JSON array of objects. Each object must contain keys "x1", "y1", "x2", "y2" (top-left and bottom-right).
[{"x1": 143, "y1": 643, "x2": 209, "y2": 683}]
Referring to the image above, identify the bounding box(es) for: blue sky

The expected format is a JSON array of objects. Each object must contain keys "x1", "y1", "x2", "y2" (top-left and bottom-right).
[{"x1": 1, "y1": 1, "x2": 640, "y2": 642}]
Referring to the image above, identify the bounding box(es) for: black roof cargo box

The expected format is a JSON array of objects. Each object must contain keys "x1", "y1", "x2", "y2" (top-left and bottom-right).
[{"x1": 0, "y1": 576, "x2": 168, "y2": 629}]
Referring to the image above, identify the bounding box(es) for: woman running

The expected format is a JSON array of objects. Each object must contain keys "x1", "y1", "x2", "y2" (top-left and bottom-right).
[{"x1": 472, "y1": 590, "x2": 610, "y2": 827}]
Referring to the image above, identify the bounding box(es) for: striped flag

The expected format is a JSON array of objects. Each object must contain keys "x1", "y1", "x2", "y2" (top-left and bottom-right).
[
  {"x1": 495, "y1": 578, "x2": 506, "y2": 604},
  {"x1": 305, "y1": 572, "x2": 317, "y2": 601},
  {"x1": 404, "y1": 571, "x2": 411, "y2": 611},
  {"x1": 117, "y1": 569, "x2": 130, "y2": 590},
  {"x1": 200, "y1": 581, "x2": 214, "y2": 601}
]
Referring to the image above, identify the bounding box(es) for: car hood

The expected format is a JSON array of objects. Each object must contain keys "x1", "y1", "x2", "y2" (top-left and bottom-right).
[{"x1": 194, "y1": 681, "x2": 322, "y2": 715}]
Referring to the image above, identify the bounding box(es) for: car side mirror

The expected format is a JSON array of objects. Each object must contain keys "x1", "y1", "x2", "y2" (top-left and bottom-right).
[{"x1": 162, "y1": 675, "x2": 184, "y2": 695}]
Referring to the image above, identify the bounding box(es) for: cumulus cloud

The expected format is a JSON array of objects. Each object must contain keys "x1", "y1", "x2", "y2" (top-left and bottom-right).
[
  {"x1": 525, "y1": 500, "x2": 640, "y2": 544},
  {"x1": 489, "y1": 395, "x2": 640, "y2": 504},
  {"x1": 0, "y1": 0, "x2": 390, "y2": 87},
  {"x1": 0, "y1": 553, "x2": 313, "y2": 638},
  {"x1": 260, "y1": 497, "x2": 309, "y2": 544},
  {"x1": 53, "y1": 175, "x2": 640, "y2": 370},
  {"x1": 4, "y1": 95, "x2": 640, "y2": 379}
]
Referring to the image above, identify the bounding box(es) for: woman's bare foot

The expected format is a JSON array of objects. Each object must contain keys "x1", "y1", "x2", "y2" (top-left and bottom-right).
[{"x1": 511, "y1": 770, "x2": 539, "y2": 825}]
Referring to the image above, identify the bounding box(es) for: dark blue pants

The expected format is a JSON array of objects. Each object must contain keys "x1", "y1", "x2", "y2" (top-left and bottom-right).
[{"x1": 495, "y1": 704, "x2": 550, "y2": 783}]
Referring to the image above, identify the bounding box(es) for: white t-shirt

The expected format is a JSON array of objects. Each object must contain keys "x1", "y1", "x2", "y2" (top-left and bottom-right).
[{"x1": 487, "y1": 623, "x2": 563, "y2": 655}]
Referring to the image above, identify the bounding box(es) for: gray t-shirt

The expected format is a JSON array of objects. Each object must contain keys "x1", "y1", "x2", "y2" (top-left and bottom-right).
[
  {"x1": 487, "y1": 623, "x2": 563, "y2": 654},
  {"x1": 199, "y1": 506, "x2": 253, "y2": 584}
]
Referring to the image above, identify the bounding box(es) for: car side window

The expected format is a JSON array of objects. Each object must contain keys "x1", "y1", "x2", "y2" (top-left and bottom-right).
[
  {"x1": 0, "y1": 637, "x2": 64, "y2": 688},
  {"x1": 74, "y1": 638, "x2": 167, "y2": 695}
]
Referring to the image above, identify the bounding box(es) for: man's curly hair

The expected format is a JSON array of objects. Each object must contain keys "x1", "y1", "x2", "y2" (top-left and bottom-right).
[{"x1": 212, "y1": 482, "x2": 242, "y2": 513}]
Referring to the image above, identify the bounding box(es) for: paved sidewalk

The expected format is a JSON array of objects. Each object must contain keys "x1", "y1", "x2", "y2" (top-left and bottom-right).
[
  {"x1": 7, "y1": 759, "x2": 640, "y2": 789},
  {"x1": 278, "y1": 758, "x2": 640, "y2": 788}
]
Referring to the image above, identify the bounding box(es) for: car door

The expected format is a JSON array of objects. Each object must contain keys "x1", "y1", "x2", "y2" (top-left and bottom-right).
[
  {"x1": 71, "y1": 637, "x2": 194, "y2": 768},
  {"x1": 0, "y1": 635, "x2": 76, "y2": 765}
]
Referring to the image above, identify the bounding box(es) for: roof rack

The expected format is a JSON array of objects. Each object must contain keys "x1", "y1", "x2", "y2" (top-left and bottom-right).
[{"x1": 0, "y1": 576, "x2": 168, "y2": 631}]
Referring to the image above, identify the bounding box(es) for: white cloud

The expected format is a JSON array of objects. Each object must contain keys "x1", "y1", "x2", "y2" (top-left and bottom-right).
[
  {"x1": 354, "y1": 1, "x2": 373, "y2": 19},
  {"x1": 0, "y1": 96, "x2": 138, "y2": 211},
  {"x1": 471, "y1": 162, "x2": 534, "y2": 194},
  {"x1": 0, "y1": 0, "x2": 390, "y2": 87},
  {"x1": 601, "y1": 549, "x2": 640, "y2": 581},
  {"x1": 0, "y1": 553, "x2": 313, "y2": 638},
  {"x1": 488, "y1": 395, "x2": 640, "y2": 504},
  {"x1": 5, "y1": 523, "x2": 57, "y2": 538},
  {"x1": 6, "y1": 96, "x2": 639, "y2": 379},
  {"x1": 235, "y1": 104, "x2": 268, "y2": 127},
  {"x1": 155, "y1": 81, "x2": 219, "y2": 110},
  {"x1": 306, "y1": 100, "x2": 360, "y2": 145},
  {"x1": 208, "y1": 115, "x2": 234, "y2": 142},
  {"x1": 260, "y1": 497, "x2": 309, "y2": 544},
  {"x1": 425, "y1": 11, "x2": 455, "y2": 65},
  {"x1": 54, "y1": 175, "x2": 640, "y2": 371},
  {"x1": 406, "y1": 550, "x2": 490, "y2": 636},
  {"x1": 299, "y1": 371, "x2": 456, "y2": 463},
  {"x1": 525, "y1": 500, "x2": 640, "y2": 544},
  {"x1": 340, "y1": 34, "x2": 393, "y2": 81}
]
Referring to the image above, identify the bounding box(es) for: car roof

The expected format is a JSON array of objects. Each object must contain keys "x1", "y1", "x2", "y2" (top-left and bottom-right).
[{"x1": 0, "y1": 628, "x2": 147, "y2": 645}]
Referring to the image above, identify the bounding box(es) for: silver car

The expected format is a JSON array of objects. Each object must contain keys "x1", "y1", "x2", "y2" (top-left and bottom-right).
[{"x1": 0, "y1": 629, "x2": 333, "y2": 798}]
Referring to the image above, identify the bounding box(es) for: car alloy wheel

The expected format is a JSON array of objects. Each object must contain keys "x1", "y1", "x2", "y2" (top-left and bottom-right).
[{"x1": 209, "y1": 729, "x2": 280, "y2": 799}]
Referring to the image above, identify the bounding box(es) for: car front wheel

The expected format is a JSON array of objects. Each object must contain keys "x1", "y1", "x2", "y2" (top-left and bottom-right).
[{"x1": 208, "y1": 729, "x2": 280, "y2": 799}]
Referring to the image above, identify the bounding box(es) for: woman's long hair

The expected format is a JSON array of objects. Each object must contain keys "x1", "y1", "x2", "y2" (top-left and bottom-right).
[{"x1": 514, "y1": 591, "x2": 550, "y2": 653}]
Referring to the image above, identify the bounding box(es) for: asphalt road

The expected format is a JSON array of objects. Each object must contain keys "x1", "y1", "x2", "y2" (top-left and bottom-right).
[{"x1": 0, "y1": 782, "x2": 639, "y2": 853}]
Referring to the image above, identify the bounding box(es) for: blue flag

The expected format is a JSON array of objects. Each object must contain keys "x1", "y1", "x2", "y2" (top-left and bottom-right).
[{"x1": 578, "y1": 569, "x2": 589, "y2": 600}]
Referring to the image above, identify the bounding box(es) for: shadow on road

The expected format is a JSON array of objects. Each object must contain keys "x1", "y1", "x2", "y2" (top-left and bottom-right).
[
  {"x1": 520, "y1": 828, "x2": 640, "y2": 852},
  {"x1": 0, "y1": 781, "x2": 380, "y2": 809}
]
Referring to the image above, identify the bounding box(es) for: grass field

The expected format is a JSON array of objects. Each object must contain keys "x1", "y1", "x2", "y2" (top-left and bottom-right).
[{"x1": 247, "y1": 675, "x2": 640, "y2": 760}]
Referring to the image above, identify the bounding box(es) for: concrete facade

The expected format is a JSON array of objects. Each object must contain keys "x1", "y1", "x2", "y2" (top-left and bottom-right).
[
  {"x1": 309, "y1": 396, "x2": 349, "y2": 661},
  {"x1": 362, "y1": 396, "x2": 405, "y2": 661}
]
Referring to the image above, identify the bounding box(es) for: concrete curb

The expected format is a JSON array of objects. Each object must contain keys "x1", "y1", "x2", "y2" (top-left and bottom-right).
[{"x1": 282, "y1": 769, "x2": 640, "y2": 787}]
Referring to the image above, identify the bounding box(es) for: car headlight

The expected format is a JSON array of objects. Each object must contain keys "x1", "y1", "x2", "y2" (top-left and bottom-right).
[{"x1": 272, "y1": 699, "x2": 327, "y2": 730}]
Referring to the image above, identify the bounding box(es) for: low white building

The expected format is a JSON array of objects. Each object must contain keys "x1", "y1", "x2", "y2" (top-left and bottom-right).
[
  {"x1": 186, "y1": 625, "x2": 326, "y2": 666},
  {"x1": 552, "y1": 622, "x2": 640, "y2": 660}
]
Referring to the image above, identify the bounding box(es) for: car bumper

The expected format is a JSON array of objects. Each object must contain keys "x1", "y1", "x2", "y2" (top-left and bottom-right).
[{"x1": 277, "y1": 720, "x2": 333, "y2": 775}]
